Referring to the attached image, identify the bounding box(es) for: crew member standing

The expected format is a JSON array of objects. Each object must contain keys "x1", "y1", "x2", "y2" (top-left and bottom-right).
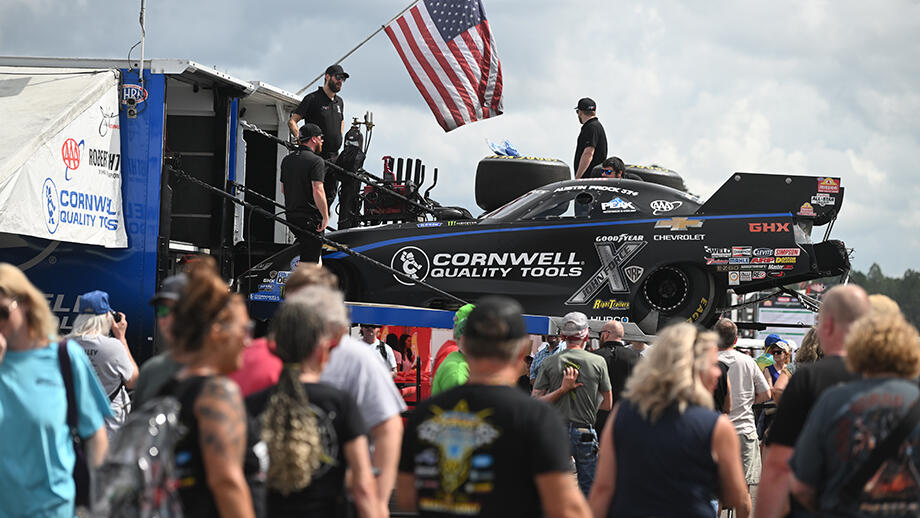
[
  {"x1": 280, "y1": 123, "x2": 329, "y2": 263},
  {"x1": 288, "y1": 64, "x2": 348, "y2": 207},
  {"x1": 573, "y1": 97, "x2": 607, "y2": 179}
]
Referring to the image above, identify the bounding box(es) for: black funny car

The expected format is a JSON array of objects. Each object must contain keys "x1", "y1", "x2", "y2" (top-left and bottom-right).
[{"x1": 242, "y1": 172, "x2": 849, "y2": 333}]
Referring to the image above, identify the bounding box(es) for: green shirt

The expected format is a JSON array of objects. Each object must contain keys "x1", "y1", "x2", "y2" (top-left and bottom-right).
[
  {"x1": 431, "y1": 350, "x2": 469, "y2": 395},
  {"x1": 534, "y1": 348, "x2": 610, "y2": 425}
]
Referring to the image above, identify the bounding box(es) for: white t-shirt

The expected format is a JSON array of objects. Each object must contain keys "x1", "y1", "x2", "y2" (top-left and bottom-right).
[
  {"x1": 72, "y1": 334, "x2": 134, "y2": 437},
  {"x1": 363, "y1": 338, "x2": 397, "y2": 371},
  {"x1": 718, "y1": 347, "x2": 770, "y2": 435}
]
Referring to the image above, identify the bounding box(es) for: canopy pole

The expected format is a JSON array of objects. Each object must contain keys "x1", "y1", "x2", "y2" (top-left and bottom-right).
[
  {"x1": 138, "y1": 0, "x2": 146, "y2": 88},
  {"x1": 295, "y1": 0, "x2": 420, "y2": 95}
]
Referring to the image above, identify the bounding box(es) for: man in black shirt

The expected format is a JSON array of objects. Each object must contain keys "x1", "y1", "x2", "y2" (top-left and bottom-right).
[
  {"x1": 397, "y1": 296, "x2": 591, "y2": 518},
  {"x1": 755, "y1": 285, "x2": 870, "y2": 518},
  {"x1": 597, "y1": 156, "x2": 642, "y2": 181},
  {"x1": 592, "y1": 319, "x2": 640, "y2": 432},
  {"x1": 280, "y1": 123, "x2": 329, "y2": 263},
  {"x1": 288, "y1": 64, "x2": 348, "y2": 207},
  {"x1": 573, "y1": 97, "x2": 608, "y2": 179}
]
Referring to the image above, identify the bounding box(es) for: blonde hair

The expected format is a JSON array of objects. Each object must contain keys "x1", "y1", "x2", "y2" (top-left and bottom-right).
[
  {"x1": 69, "y1": 313, "x2": 113, "y2": 337},
  {"x1": 623, "y1": 323, "x2": 717, "y2": 422},
  {"x1": 846, "y1": 312, "x2": 920, "y2": 378},
  {"x1": 868, "y1": 294, "x2": 901, "y2": 317},
  {"x1": 795, "y1": 326, "x2": 823, "y2": 365},
  {"x1": 0, "y1": 263, "x2": 58, "y2": 341}
]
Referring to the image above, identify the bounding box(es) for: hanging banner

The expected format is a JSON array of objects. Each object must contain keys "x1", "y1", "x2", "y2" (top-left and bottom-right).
[{"x1": 0, "y1": 68, "x2": 127, "y2": 248}]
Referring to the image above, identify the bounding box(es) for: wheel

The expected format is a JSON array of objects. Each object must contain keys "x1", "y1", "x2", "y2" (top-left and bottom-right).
[
  {"x1": 630, "y1": 264, "x2": 717, "y2": 334},
  {"x1": 475, "y1": 156, "x2": 571, "y2": 212}
]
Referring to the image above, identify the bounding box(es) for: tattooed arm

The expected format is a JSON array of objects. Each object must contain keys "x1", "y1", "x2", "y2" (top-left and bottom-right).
[{"x1": 196, "y1": 376, "x2": 254, "y2": 518}]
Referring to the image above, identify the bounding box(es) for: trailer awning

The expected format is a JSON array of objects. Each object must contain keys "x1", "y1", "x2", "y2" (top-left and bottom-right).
[{"x1": 0, "y1": 67, "x2": 127, "y2": 248}]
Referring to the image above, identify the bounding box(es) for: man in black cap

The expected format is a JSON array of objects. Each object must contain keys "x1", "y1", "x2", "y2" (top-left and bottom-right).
[
  {"x1": 281, "y1": 123, "x2": 329, "y2": 263},
  {"x1": 397, "y1": 296, "x2": 591, "y2": 517},
  {"x1": 573, "y1": 97, "x2": 608, "y2": 179},
  {"x1": 288, "y1": 64, "x2": 348, "y2": 206},
  {"x1": 133, "y1": 273, "x2": 188, "y2": 407}
]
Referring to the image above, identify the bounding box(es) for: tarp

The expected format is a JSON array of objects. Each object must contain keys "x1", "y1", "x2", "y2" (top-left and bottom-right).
[{"x1": 0, "y1": 67, "x2": 127, "y2": 248}]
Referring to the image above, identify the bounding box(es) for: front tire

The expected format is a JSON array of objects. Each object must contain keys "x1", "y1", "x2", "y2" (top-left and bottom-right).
[{"x1": 631, "y1": 264, "x2": 716, "y2": 334}]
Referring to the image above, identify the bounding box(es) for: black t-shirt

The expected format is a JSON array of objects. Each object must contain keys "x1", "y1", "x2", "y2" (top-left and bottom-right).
[
  {"x1": 765, "y1": 355, "x2": 858, "y2": 446},
  {"x1": 573, "y1": 117, "x2": 607, "y2": 178},
  {"x1": 246, "y1": 382, "x2": 366, "y2": 518},
  {"x1": 593, "y1": 341, "x2": 639, "y2": 404},
  {"x1": 400, "y1": 384, "x2": 570, "y2": 517},
  {"x1": 294, "y1": 87, "x2": 344, "y2": 157},
  {"x1": 280, "y1": 149, "x2": 325, "y2": 220},
  {"x1": 713, "y1": 361, "x2": 730, "y2": 414}
]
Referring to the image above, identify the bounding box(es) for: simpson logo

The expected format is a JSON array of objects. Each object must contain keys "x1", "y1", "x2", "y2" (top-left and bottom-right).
[
  {"x1": 732, "y1": 246, "x2": 752, "y2": 257},
  {"x1": 567, "y1": 241, "x2": 647, "y2": 305},
  {"x1": 811, "y1": 193, "x2": 835, "y2": 207},
  {"x1": 391, "y1": 246, "x2": 430, "y2": 285},
  {"x1": 749, "y1": 222, "x2": 790, "y2": 233},
  {"x1": 42, "y1": 178, "x2": 59, "y2": 234},
  {"x1": 655, "y1": 217, "x2": 703, "y2": 231},
  {"x1": 817, "y1": 177, "x2": 840, "y2": 194},
  {"x1": 753, "y1": 248, "x2": 773, "y2": 257},
  {"x1": 624, "y1": 266, "x2": 644, "y2": 284},
  {"x1": 650, "y1": 200, "x2": 683, "y2": 215},
  {"x1": 774, "y1": 248, "x2": 801, "y2": 257}
]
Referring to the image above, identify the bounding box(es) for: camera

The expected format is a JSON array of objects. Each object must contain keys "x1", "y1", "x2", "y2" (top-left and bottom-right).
[{"x1": 111, "y1": 310, "x2": 122, "y2": 323}]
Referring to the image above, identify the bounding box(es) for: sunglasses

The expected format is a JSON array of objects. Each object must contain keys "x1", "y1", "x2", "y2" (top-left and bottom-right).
[
  {"x1": 0, "y1": 298, "x2": 18, "y2": 321},
  {"x1": 601, "y1": 168, "x2": 621, "y2": 176},
  {"x1": 334, "y1": 74, "x2": 347, "y2": 81},
  {"x1": 155, "y1": 304, "x2": 171, "y2": 318}
]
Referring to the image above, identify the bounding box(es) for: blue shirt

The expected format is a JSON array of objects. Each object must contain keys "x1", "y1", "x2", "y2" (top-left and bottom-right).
[
  {"x1": 0, "y1": 340, "x2": 112, "y2": 518},
  {"x1": 530, "y1": 342, "x2": 565, "y2": 381}
]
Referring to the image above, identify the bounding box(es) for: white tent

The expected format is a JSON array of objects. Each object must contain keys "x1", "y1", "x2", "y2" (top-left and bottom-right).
[{"x1": 0, "y1": 67, "x2": 127, "y2": 248}]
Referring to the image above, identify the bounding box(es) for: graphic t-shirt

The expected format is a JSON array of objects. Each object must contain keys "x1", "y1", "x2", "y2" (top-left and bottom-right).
[
  {"x1": 72, "y1": 334, "x2": 134, "y2": 434},
  {"x1": 247, "y1": 381, "x2": 366, "y2": 517},
  {"x1": 791, "y1": 378, "x2": 920, "y2": 517},
  {"x1": 534, "y1": 348, "x2": 611, "y2": 425},
  {"x1": 400, "y1": 384, "x2": 570, "y2": 517}
]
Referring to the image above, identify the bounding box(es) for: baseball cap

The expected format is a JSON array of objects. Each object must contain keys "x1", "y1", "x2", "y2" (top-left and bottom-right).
[
  {"x1": 325, "y1": 64, "x2": 349, "y2": 78},
  {"x1": 149, "y1": 273, "x2": 188, "y2": 306},
  {"x1": 575, "y1": 97, "x2": 596, "y2": 111},
  {"x1": 764, "y1": 333, "x2": 790, "y2": 352},
  {"x1": 79, "y1": 290, "x2": 113, "y2": 315},
  {"x1": 298, "y1": 123, "x2": 323, "y2": 142},
  {"x1": 463, "y1": 297, "x2": 526, "y2": 341},
  {"x1": 559, "y1": 311, "x2": 589, "y2": 338}
]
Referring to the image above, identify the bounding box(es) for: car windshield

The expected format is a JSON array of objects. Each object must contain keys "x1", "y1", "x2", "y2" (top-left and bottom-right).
[{"x1": 482, "y1": 189, "x2": 548, "y2": 220}]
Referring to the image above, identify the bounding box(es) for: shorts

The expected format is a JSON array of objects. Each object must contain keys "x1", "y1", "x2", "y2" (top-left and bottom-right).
[{"x1": 738, "y1": 430, "x2": 761, "y2": 485}]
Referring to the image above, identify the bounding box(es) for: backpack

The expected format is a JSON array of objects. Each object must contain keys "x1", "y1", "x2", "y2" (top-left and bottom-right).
[{"x1": 90, "y1": 396, "x2": 186, "y2": 518}]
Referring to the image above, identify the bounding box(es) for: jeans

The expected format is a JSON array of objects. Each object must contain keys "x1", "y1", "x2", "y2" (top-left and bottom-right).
[{"x1": 568, "y1": 424, "x2": 598, "y2": 496}]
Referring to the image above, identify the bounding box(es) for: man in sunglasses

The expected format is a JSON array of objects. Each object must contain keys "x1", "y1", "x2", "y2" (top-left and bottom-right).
[
  {"x1": 597, "y1": 156, "x2": 642, "y2": 181},
  {"x1": 288, "y1": 64, "x2": 349, "y2": 207},
  {"x1": 133, "y1": 273, "x2": 187, "y2": 407}
]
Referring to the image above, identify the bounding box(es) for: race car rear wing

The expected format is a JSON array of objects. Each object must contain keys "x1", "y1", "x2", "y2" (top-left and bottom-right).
[{"x1": 696, "y1": 173, "x2": 844, "y2": 227}]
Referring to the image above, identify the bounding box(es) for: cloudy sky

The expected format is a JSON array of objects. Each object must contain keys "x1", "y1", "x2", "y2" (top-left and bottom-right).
[{"x1": 2, "y1": 0, "x2": 917, "y2": 275}]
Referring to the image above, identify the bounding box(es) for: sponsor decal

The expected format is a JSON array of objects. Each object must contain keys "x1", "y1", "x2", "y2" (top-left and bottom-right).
[
  {"x1": 392, "y1": 246, "x2": 431, "y2": 285},
  {"x1": 446, "y1": 220, "x2": 478, "y2": 226},
  {"x1": 811, "y1": 193, "x2": 835, "y2": 207},
  {"x1": 741, "y1": 271, "x2": 753, "y2": 282},
  {"x1": 774, "y1": 248, "x2": 801, "y2": 257},
  {"x1": 752, "y1": 271, "x2": 767, "y2": 280},
  {"x1": 650, "y1": 200, "x2": 683, "y2": 215},
  {"x1": 257, "y1": 283, "x2": 275, "y2": 292},
  {"x1": 624, "y1": 266, "x2": 644, "y2": 283},
  {"x1": 655, "y1": 217, "x2": 703, "y2": 231},
  {"x1": 42, "y1": 178, "x2": 59, "y2": 234},
  {"x1": 705, "y1": 247, "x2": 731, "y2": 258},
  {"x1": 654, "y1": 234, "x2": 705, "y2": 241},
  {"x1": 717, "y1": 265, "x2": 740, "y2": 272},
  {"x1": 249, "y1": 292, "x2": 282, "y2": 302},
  {"x1": 567, "y1": 241, "x2": 647, "y2": 305},
  {"x1": 121, "y1": 83, "x2": 148, "y2": 105},
  {"x1": 601, "y1": 197, "x2": 638, "y2": 213},
  {"x1": 588, "y1": 315, "x2": 631, "y2": 322},
  {"x1": 62, "y1": 137, "x2": 85, "y2": 181},
  {"x1": 596, "y1": 233, "x2": 644, "y2": 243},
  {"x1": 728, "y1": 271, "x2": 740, "y2": 286},
  {"x1": 768, "y1": 264, "x2": 795, "y2": 270},
  {"x1": 749, "y1": 222, "x2": 790, "y2": 233},
  {"x1": 769, "y1": 272, "x2": 785, "y2": 278},
  {"x1": 798, "y1": 202, "x2": 816, "y2": 217},
  {"x1": 752, "y1": 257, "x2": 775, "y2": 264},
  {"x1": 98, "y1": 109, "x2": 119, "y2": 137},
  {"x1": 687, "y1": 297, "x2": 709, "y2": 323},
  {"x1": 592, "y1": 299, "x2": 630, "y2": 310},
  {"x1": 705, "y1": 258, "x2": 728, "y2": 265},
  {"x1": 774, "y1": 257, "x2": 797, "y2": 264},
  {"x1": 729, "y1": 257, "x2": 750, "y2": 264},
  {"x1": 740, "y1": 264, "x2": 768, "y2": 270},
  {"x1": 753, "y1": 247, "x2": 773, "y2": 257},
  {"x1": 41, "y1": 178, "x2": 120, "y2": 232},
  {"x1": 732, "y1": 246, "x2": 752, "y2": 257},
  {"x1": 87, "y1": 148, "x2": 121, "y2": 172},
  {"x1": 276, "y1": 271, "x2": 291, "y2": 284},
  {"x1": 426, "y1": 251, "x2": 584, "y2": 280},
  {"x1": 817, "y1": 177, "x2": 840, "y2": 194},
  {"x1": 417, "y1": 222, "x2": 442, "y2": 228},
  {"x1": 554, "y1": 185, "x2": 639, "y2": 196}
]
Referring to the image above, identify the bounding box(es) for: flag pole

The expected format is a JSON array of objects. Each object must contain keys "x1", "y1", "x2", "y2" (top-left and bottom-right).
[{"x1": 296, "y1": 0, "x2": 421, "y2": 95}]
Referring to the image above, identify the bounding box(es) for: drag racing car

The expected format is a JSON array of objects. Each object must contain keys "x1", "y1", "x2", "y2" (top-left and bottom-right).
[{"x1": 242, "y1": 172, "x2": 849, "y2": 333}]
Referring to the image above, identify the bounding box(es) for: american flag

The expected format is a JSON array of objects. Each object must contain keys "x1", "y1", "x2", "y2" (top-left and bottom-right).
[{"x1": 385, "y1": 0, "x2": 504, "y2": 132}]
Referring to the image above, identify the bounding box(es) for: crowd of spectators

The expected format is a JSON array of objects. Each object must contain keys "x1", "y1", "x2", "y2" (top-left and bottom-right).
[{"x1": 2, "y1": 259, "x2": 919, "y2": 517}]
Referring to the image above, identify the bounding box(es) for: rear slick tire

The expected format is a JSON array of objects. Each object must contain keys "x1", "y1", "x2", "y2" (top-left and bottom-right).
[{"x1": 631, "y1": 264, "x2": 716, "y2": 334}]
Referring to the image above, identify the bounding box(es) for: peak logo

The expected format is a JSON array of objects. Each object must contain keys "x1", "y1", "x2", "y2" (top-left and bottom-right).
[{"x1": 748, "y1": 222, "x2": 789, "y2": 233}]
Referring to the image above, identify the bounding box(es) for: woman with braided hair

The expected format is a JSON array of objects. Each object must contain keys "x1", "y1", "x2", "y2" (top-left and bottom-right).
[{"x1": 246, "y1": 286, "x2": 379, "y2": 518}]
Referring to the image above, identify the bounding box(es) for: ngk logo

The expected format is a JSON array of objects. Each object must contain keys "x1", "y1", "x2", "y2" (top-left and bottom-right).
[{"x1": 749, "y1": 222, "x2": 790, "y2": 233}]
